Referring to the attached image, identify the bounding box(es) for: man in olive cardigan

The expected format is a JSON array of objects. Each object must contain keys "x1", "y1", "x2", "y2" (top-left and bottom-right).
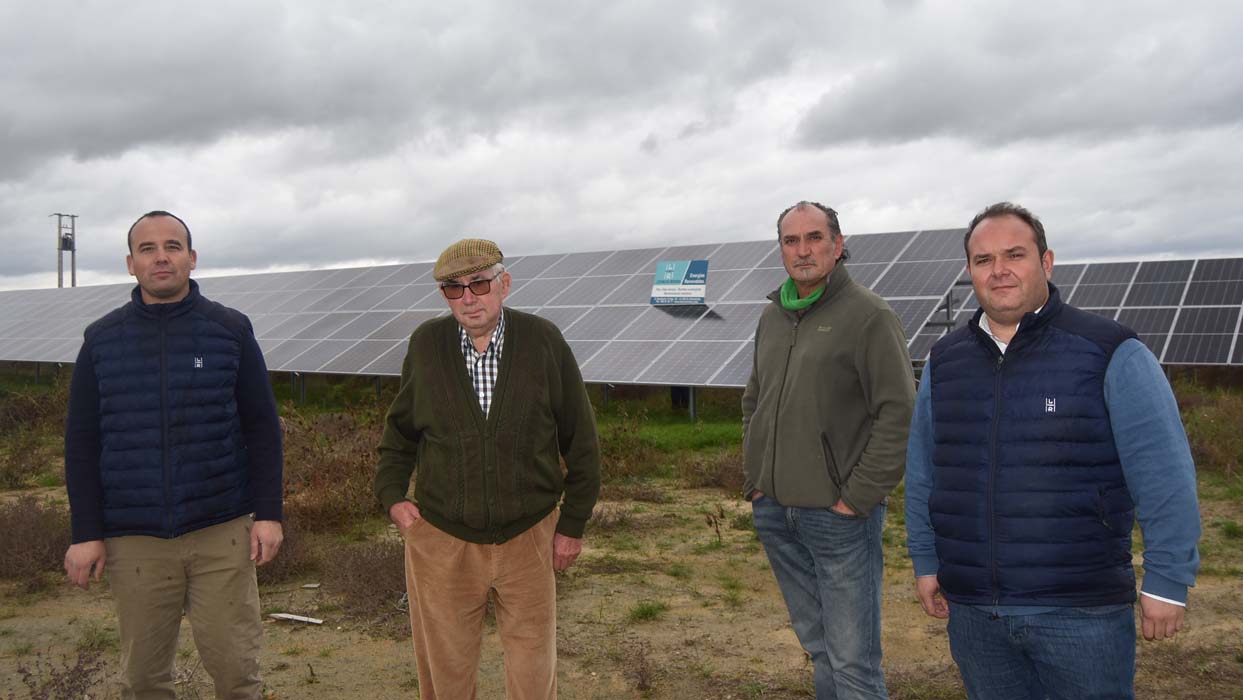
[
  {"x1": 374, "y1": 238, "x2": 600, "y2": 700},
  {"x1": 743, "y1": 202, "x2": 915, "y2": 700}
]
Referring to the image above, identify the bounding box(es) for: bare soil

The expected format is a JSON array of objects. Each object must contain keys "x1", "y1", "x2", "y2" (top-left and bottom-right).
[{"x1": 3, "y1": 488, "x2": 1242, "y2": 699}]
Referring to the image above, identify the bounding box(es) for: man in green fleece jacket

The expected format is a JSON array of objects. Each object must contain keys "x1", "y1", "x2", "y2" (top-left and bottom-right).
[
  {"x1": 743, "y1": 202, "x2": 915, "y2": 700},
  {"x1": 374, "y1": 238, "x2": 600, "y2": 700}
]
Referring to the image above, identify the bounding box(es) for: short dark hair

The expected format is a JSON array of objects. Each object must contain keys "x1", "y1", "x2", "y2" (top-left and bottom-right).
[
  {"x1": 963, "y1": 202, "x2": 1046, "y2": 258},
  {"x1": 127, "y1": 210, "x2": 192, "y2": 252},
  {"x1": 776, "y1": 201, "x2": 850, "y2": 262}
]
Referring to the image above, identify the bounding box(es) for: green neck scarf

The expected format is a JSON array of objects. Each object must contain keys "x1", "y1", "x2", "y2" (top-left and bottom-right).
[{"x1": 780, "y1": 277, "x2": 825, "y2": 311}]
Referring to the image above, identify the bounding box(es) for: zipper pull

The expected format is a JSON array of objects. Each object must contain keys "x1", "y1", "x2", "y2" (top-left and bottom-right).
[{"x1": 790, "y1": 322, "x2": 799, "y2": 347}]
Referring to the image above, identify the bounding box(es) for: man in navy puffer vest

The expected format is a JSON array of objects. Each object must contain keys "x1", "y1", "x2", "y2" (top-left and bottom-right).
[
  {"x1": 905, "y1": 203, "x2": 1200, "y2": 699},
  {"x1": 63, "y1": 211, "x2": 283, "y2": 700}
]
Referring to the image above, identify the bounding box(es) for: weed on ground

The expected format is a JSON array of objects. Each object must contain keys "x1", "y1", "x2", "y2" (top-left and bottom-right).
[{"x1": 0, "y1": 497, "x2": 70, "y2": 594}]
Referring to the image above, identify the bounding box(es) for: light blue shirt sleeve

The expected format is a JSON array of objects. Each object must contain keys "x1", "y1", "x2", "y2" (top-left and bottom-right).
[
  {"x1": 904, "y1": 363, "x2": 940, "y2": 578},
  {"x1": 1104, "y1": 338, "x2": 1201, "y2": 604}
]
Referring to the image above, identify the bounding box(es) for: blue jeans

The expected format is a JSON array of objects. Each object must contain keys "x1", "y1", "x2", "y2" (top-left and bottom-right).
[
  {"x1": 752, "y1": 496, "x2": 888, "y2": 700},
  {"x1": 947, "y1": 602, "x2": 1135, "y2": 700}
]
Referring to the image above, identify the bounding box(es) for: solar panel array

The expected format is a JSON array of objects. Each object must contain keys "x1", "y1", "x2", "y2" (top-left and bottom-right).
[{"x1": 2, "y1": 230, "x2": 1241, "y2": 387}]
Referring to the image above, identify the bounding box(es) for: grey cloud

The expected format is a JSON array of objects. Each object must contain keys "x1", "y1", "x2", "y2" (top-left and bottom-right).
[
  {"x1": 795, "y1": 5, "x2": 1243, "y2": 147},
  {"x1": 1, "y1": 1, "x2": 819, "y2": 182}
]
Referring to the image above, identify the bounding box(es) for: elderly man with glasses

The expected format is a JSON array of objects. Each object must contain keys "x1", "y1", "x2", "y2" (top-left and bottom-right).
[{"x1": 374, "y1": 238, "x2": 601, "y2": 700}]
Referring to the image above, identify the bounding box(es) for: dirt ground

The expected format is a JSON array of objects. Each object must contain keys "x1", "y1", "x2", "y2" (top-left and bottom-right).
[{"x1": 3, "y1": 488, "x2": 1242, "y2": 699}]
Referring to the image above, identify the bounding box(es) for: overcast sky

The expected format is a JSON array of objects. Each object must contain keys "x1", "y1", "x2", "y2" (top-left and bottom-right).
[{"x1": 3, "y1": 0, "x2": 1242, "y2": 291}]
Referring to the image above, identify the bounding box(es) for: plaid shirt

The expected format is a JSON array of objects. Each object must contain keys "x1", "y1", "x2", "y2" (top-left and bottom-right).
[{"x1": 460, "y1": 312, "x2": 506, "y2": 417}]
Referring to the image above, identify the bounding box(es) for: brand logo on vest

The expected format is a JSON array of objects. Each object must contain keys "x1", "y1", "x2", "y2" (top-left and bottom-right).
[
  {"x1": 1045, "y1": 397, "x2": 1056, "y2": 413},
  {"x1": 817, "y1": 325, "x2": 832, "y2": 333},
  {"x1": 194, "y1": 356, "x2": 204, "y2": 369}
]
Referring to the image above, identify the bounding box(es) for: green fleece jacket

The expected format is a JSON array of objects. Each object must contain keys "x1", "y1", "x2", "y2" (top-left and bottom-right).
[
  {"x1": 741, "y1": 266, "x2": 915, "y2": 515},
  {"x1": 374, "y1": 308, "x2": 601, "y2": 543}
]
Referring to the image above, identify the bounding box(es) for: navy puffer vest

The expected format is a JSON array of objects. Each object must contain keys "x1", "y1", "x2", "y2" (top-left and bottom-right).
[
  {"x1": 85, "y1": 281, "x2": 253, "y2": 537},
  {"x1": 928, "y1": 284, "x2": 1138, "y2": 606}
]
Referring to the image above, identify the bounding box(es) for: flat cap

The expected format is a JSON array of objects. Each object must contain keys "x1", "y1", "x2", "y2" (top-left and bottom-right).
[{"x1": 433, "y1": 238, "x2": 504, "y2": 281}]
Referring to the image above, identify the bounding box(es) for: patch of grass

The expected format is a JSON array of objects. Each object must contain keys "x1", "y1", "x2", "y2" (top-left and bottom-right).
[
  {"x1": 1175, "y1": 379, "x2": 1243, "y2": 481},
  {"x1": 691, "y1": 539, "x2": 727, "y2": 555},
  {"x1": 0, "y1": 496, "x2": 71, "y2": 593},
  {"x1": 12, "y1": 641, "x2": 34, "y2": 656},
  {"x1": 581, "y1": 554, "x2": 650, "y2": 575},
  {"x1": 665, "y1": 563, "x2": 691, "y2": 579},
  {"x1": 281, "y1": 645, "x2": 306, "y2": 657},
  {"x1": 626, "y1": 599, "x2": 670, "y2": 623},
  {"x1": 320, "y1": 540, "x2": 407, "y2": 638},
  {"x1": 281, "y1": 406, "x2": 384, "y2": 533},
  {"x1": 1217, "y1": 518, "x2": 1243, "y2": 540},
  {"x1": 256, "y1": 511, "x2": 321, "y2": 587},
  {"x1": 597, "y1": 408, "x2": 662, "y2": 482},
  {"x1": 590, "y1": 504, "x2": 635, "y2": 533},
  {"x1": 598, "y1": 481, "x2": 671, "y2": 503},
  {"x1": 75, "y1": 620, "x2": 119, "y2": 653},
  {"x1": 11, "y1": 650, "x2": 107, "y2": 699},
  {"x1": 602, "y1": 533, "x2": 642, "y2": 551},
  {"x1": 886, "y1": 667, "x2": 967, "y2": 699},
  {"x1": 679, "y1": 448, "x2": 746, "y2": 494},
  {"x1": 730, "y1": 512, "x2": 753, "y2": 531}
]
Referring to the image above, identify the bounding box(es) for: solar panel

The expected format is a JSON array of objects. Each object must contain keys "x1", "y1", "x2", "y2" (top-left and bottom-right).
[
  {"x1": 848, "y1": 232, "x2": 913, "y2": 263},
  {"x1": 887, "y1": 299, "x2": 942, "y2": 339},
  {"x1": 1135, "y1": 260, "x2": 1194, "y2": 284},
  {"x1": 367, "y1": 311, "x2": 443, "y2": 340},
  {"x1": 1191, "y1": 258, "x2": 1243, "y2": 282},
  {"x1": 1183, "y1": 280, "x2": 1243, "y2": 306},
  {"x1": 899, "y1": 229, "x2": 964, "y2": 262},
  {"x1": 721, "y1": 268, "x2": 785, "y2": 303},
  {"x1": 261, "y1": 314, "x2": 325, "y2": 340},
  {"x1": 579, "y1": 341, "x2": 669, "y2": 383},
  {"x1": 1069, "y1": 284, "x2": 1130, "y2": 308},
  {"x1": 292, "y1": 313, "x2": 357, "y2": 340},
  {"x1": 4, "y1": 232, "x2": 1242, "y2": 386},
  {"x1": 638, "y1": 341, "x2": 748, "y2": 385},
  {"x1": 547, "y1": 276, "x2": 628, "y2": 306},
  {"x1": 262, "y1": 339, "x2": 320, "y2": 369},
  {"x1": 536, "y1": 251, "x2": 610, "y2": 278},
  {"x1": 563, "y1": 306, "x2": 646, "y2": 340},
  {"x1": 848, "y1": 263, "x2": 889, "y2": 290},
  {"x1": 617, "y1": 306, "x2": 709, "y2": 341},
  {"x1": 506, "y1": 254, "x2": 566, "y2": 277},
  {"x1": 872, "y1": 260, "x2": 964, "y2": 297},
  {"x1": 533, "y1": 306, "x2": 590, "y2": 332},
  {"x1": 329, "y1": 312, "x2": 400, "y2": 340},
  {"x1": 1080, "y1": 262, "x2": 1138, "y2": 285},
  {"x1": 708, "y1": 344, "x2": 755, "y2": 386},
  {"x1": 591, "y1": 248, "x2": 664, "y2": 276},
  {"x1": 601, "y1": 275, "x2": 660, "y2": 305},
  {"x1": 507, "y1": 278, "x2": 571, "y2": 307},
  {"x1": 710, "y1": 240, "x2": 779, "y2": 271},
  {"x1": 683, "y1": 303, "x2": 767, "y2": 341},
  {"x1": 361, "y1": 341, "x2": 409, "y2": 375}
]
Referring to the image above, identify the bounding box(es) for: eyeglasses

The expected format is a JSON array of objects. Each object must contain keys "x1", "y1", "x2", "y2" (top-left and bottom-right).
[{"x1": 440, "y1": 275, "x2": 499, "y2": 299}]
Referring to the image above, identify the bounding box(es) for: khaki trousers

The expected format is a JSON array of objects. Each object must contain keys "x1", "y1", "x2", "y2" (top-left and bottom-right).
[
  {"x1": 403, "y1": 510, "x2": 558, "y2": 700},
  {"x1": 105, "y1": 515, "x2": 263, "y2": 700}
]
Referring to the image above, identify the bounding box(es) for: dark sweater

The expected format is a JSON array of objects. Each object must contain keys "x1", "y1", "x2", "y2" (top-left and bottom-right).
[
  {"x1": 64, "y1": 280, "x2": 283, "y2": 543},
  {"x1": 374, "y1": 308, "x2": 601, "y2": 543}
]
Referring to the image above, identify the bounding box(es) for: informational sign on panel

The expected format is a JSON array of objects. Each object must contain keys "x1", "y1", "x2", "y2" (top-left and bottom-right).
[{"x1": 650, "y1": 259, "x2": 709, "y2": 305}]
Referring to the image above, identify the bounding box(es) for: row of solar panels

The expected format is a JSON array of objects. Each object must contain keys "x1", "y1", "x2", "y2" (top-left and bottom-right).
[{"x1": 2, "y1": 230, "x2": 1242, "y2": 386}]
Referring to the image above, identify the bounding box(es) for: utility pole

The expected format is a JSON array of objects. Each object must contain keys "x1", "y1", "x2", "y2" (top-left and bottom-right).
[{"x1": 51, "y1": 213, "x2": 78, "y2": 287}]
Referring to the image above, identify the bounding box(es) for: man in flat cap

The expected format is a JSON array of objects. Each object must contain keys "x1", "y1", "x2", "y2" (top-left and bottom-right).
[{"x1": 375, "y1": 239, "x2": 601, "y2": 699}]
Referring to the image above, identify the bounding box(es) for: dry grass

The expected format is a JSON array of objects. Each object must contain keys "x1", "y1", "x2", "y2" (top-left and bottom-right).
[
  {"x1": 678, "y1": 447, "x2": 746, "y2": 494},
  {"x1": 281, "y1": 405, "x2": 383, "y2": 533},
  {"x1": 0, "y1": 496, "x2": 71, "y2": 594},
  {"x1": 320, "y1": 539, "x2": 407, "y2": 637}
]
